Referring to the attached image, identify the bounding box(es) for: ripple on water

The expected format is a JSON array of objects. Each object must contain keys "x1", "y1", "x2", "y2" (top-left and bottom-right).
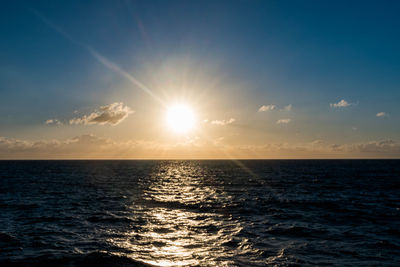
[
  {"x1": 0, "y1": 160, "x2": 399, "y2": 266},
  {"x1": 105, "y1": 161, "x2": 263, "y2": 266}
]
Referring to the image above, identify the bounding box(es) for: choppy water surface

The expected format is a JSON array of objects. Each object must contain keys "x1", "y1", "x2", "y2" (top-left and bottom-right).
[{"x1": 0, "y1": 160, "x2": 399, "y2": 266}]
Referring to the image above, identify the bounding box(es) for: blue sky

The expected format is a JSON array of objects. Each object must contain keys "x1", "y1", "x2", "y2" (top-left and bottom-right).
[{"x1": 0, "y1": 0, "x2": 399, "y2": 158}]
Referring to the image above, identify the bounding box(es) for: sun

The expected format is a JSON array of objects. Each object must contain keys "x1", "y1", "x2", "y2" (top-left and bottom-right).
[{"x1": 166, "y1": 104, "x2": 196, "y2": 134}]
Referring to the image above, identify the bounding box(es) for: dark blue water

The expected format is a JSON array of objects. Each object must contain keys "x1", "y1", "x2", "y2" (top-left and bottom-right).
[{"x1": 0, "y1": 160, "x2": 399, "y2": 266}]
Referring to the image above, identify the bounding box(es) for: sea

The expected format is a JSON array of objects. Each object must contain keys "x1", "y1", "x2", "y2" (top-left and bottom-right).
[{"x1": 0, "y1": 160, "x2": 399, "y2": 266}]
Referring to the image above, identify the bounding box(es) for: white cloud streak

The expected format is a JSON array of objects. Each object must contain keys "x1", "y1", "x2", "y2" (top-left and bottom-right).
[
  {"x1": 376, "y1": 112, "x2": 388, "y2": 117},
  {"x1": 258, "y1": 105, "x2": 276, "y2": 112},
  {"x1": 283, "y1": 104, "x2": 292, "y2": 111},
  {"x1": 330, "y1": 99, "x2": 351, "y2": 108},
  {"x1": 45, "y1": 119, "x2": 61, "y2": 125},
  {"x1": 211, "y1": 118, "x2": 236, "y2": 126},
  {"x1": 259, "y1": 104, "x2": 292, "y2": 112},
  {"x1": 69, "y1": 102, "x2": 133, "y2": 126},
  {"x1": 277, "y1": 119, "x2": 291, "y2": 124}
]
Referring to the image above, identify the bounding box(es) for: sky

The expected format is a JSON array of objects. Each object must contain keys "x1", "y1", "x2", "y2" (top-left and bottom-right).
[{"x1": 0, "y1": 0, "x2": 399, "y2": 159}]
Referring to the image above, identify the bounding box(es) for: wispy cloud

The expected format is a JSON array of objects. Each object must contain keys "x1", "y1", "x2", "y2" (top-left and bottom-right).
[
  {"x1": 211, "y1": 118, "x2": 235, "y2": 126},
  {"x1": 2, "y1": 135, "x2": 399, "y2": 159},
  {"x1": 258, "y1": 105, "x2": 276, "y2": 112},
  {"x1": 277, "y1": 119, "x2": 291, "y2": 124},
  {"x1": 259, "y1": 104, "x2": 292, "y2": 112},
  {"x1": 330, "y1": 99, "x2": 351, "y2": 108},
  {"x1": 45, "y1": 119, "x2": 61, "y2": 126},
  {"x1": 283, "y1": 104, "x2": 292, "y2": 111},
  {"x1": 69, "y1": 102, "x2": 133, "y2": 126},
  {"x1": 376, "y1": 112, "x2": 388, "y2": 117}
]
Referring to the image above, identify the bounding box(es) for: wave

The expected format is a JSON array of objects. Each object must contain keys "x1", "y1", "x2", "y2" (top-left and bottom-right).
[
  {"x1": 266, "y1": 225, "x2": 328, "y2": 238},
  {"x1": 1, "y1": 252, "x2": 152, "y2": 267},
  {"x1": 86, "y1": 215, "x2": 134, "y2": 224},
  {"x1": 0, "y1": 232, "x2": 20, "y2": 245}
]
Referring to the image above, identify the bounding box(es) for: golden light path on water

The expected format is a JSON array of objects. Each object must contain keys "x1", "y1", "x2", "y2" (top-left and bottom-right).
[{"x1": 106, "y1": 161, "x2": 261, "y2": 266}]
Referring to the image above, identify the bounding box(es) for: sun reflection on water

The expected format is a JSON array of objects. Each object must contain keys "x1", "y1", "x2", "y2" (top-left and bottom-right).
[{"x1": 107, "y1": 161, "x2": 248, "y2": 266}]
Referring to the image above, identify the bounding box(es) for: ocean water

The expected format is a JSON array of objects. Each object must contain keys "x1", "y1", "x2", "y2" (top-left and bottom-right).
[{"x1": 0, "y1": 160, "x2": 399, "y2": 266}]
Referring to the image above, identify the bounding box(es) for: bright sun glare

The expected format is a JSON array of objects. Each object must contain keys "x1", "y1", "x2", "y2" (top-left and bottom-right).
[{"x1": 166, "y1": 104, "x2": 195, "y2": 134}]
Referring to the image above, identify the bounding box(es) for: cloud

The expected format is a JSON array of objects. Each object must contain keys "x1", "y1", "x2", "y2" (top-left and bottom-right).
[
  {"x1": 0, "y1": 134, "x2": 117, "y2": 159},
  {"x1": 277, "y1": 119, "x2": 291, "y2": 124},
  {"x1": 69, "y1": 102, "x2": 133, "y2": 126},
  {"x1": 233, "y1": 139, "x2": 400, "y2": 158},
  {"x1": 45, "y1": 119, "x2": 61, "y2": 125},
  {"x1": 258, "y1": 105, "x2": 276, "y2": 112},
  {"x1": 212, "y1": 137, "x2": 225, "y2": 145},
  {"x1": 1, "y1": 135, "x2": 400, "y2": 159},
  {"x1": 330, "y1": 99, "x2": 351, "y2": 108},
  {"x1": 0, "y1": 134, "x2": 212, "y2": 159},
  {"x1": 211, "y1": 118, "x2": 235, "y2": 126},
  {"x1": 259, "y1": 104, "x2": 292, "y2": 112},
  {"x1": 283, "y1": 104, "x2": 292, "y2": 111},
  {"x1": 376, "y1": 112, "x2": 388, "y2": 117},
  {"x1": 349, "y1": 140, "x2": 400, "y2": 153}
]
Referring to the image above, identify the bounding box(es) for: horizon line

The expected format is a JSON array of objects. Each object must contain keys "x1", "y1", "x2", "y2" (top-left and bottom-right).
[{"x1": 0, "y1": 158, "x2": 399, "y2": 161}]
